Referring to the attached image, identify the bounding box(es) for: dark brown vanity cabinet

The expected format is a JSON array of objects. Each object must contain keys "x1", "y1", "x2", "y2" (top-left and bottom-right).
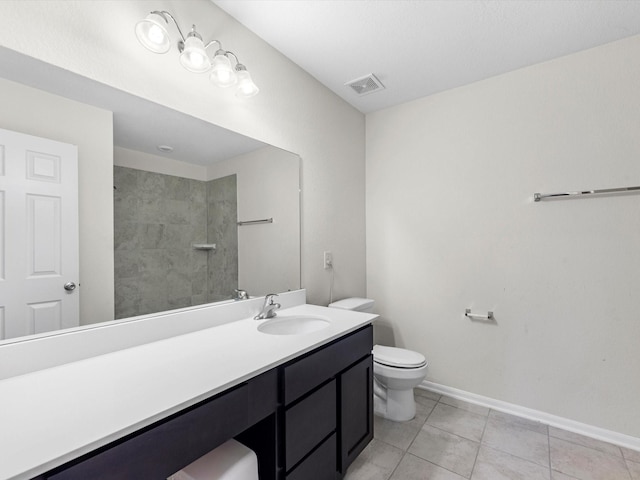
[
  {"x1": 41, "y1": 370, "x2": 279, "y2": 480},
  {"x1": 39, "y1": 324, "x2": 373, "y2": 480},
  {"x1": 281, "y1": 324, "x2": 373, "y2": 479}
]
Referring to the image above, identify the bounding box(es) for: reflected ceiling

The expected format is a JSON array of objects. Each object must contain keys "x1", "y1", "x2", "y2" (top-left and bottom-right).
[{"x1": 0, "y1": 46, "x2": 265, "y2": 164}]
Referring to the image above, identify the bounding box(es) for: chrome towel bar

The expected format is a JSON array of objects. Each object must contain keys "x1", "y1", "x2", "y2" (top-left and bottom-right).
[
  {"x1": 465, "y1": 309, "x2": 494, "y2": 321},
  {"x1": 534, "y1": 185, "x2": 640, "y2": 202},
  {"x1": 237, "y1": 218, "x2": 273, "y2": 226},
  {"x1": 192, "y1": 243, "x2": 216, "y2": 251}
]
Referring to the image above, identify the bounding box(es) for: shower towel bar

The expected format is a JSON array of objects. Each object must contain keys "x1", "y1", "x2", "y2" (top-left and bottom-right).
[
  {"x1": 534, "y1": 185, "x2": 640, "y2": 202},
  {"x1": 465, "y1": 309, "x2": 494, "y2": 321},
  {"x1": 237, "y1": 217, "x2": 273, "y2": 226},
  {"x1": 192, "y1": 243, "x2": 216, "y2": 251}
]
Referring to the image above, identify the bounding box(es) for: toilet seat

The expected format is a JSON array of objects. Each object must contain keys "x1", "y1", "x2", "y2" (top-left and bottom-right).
[{"x1": 373, "y1": 345, "x2": 427, "y2": 369}]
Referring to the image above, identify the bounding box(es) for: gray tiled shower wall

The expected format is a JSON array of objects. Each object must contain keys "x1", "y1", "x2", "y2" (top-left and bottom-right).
[{"x1": 114, "y1": 167, "x2": 238, "y2": 319}]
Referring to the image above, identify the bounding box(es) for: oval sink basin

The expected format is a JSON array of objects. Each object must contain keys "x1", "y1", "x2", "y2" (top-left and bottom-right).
[{"x1": 258, "y1": 315, "x2": 331, "y2": 335}]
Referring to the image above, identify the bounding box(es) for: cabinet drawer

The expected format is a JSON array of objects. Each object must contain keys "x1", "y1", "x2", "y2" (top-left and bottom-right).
[
  {"x1": 48, "y1": 384, "x2": 249, "y2": 480},
  {"x1": 286, "y1": 433, "x2": 336, "y2": 480},
  {"x1": 285, "y1": 379, "x2": 336, "y2": 471},
  {"x1": 284, "y1": 325, "x2": 373, "y2": 404}
]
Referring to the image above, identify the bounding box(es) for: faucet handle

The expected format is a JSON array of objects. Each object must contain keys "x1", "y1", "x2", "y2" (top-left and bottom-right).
[
  {"x1": 265, "y1": 293, "x2": 279, "y2": 304},
  {"x1": 254, "y1": 294, "x2": 281, "y2": 320},
  {"x1": 234, "y1": 289, "x2": 249, "y2": 300}
]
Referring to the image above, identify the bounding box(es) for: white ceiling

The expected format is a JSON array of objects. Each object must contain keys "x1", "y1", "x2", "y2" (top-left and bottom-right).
[{"x1": 214, "y1": 0, "x2": 640, "y2": 113}]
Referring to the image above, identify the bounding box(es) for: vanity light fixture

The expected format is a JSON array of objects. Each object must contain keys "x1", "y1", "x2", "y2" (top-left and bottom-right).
[{"x1": 135, "y1": 10, "x2": 259, "y2": 98}]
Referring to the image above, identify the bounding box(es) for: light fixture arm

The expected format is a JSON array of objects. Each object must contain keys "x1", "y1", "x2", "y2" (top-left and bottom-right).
[
  {"x1": 204, "y1": 39, "x2": 223, "y2": 51},
  {"x1": 150, "y1": 10, "x2": 187, "y2": 43},
  {"x1": 208, "y1": 45, "x2": 244, "y2": 68},
  {"x1": 224, "y1": 51, "x2": 242, "y2": 68}
]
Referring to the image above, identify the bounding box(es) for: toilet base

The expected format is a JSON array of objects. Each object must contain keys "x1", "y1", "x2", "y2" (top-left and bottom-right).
[{"x1": 374, "y1": 386, "x2": 417, "y2": 422}]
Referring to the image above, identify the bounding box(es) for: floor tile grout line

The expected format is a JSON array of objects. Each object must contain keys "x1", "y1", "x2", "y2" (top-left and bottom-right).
[
  {"x1": 467, "y1": 408, "x2": 492, "y2": 479},
  {"x1": 384, "y1": 398, "x2": 444, "y2": 480},
  {"x1": 549, "y1": 433, "x2": 629, "y2": 459},
  {"x1": 396, "y1": 403, "x2": 431, "y2": 458},
  {"x1": 424, "y1": 421, "x2": 484, "y2": 445},
  {"x1": 405, "y1": 452, "x2": 475, "y2": 480},
  {"x1": 488, "y1": 409, "x2": 550, "y2": 435},
  {"x1": 547, "y1": 422, "x2": 552, "y2": 480},
  {"x1": 385, "y1": 450, "x2": 408, "y2": 480},
  {"x1": 410, "y1": 420, "x2": 482, "y2": 478},
  {"x1": 432, "y1": 389, "x2": 549, "y2": 435},
  {"x1": 623, "y1": 456, "x2": 634, "y2": 480},
  {"x1": 374, "y1": 436, "x2": 410, "y2": 452},
  {"x1": 390, "y1": 398, "x2": 479, "y2": 479},
  {"x1": 431, "y1": 395, "x2": 561, "y2": 472},
  {"x1": 439, "y1": 400, "x2": 490, "y2": 418},
  {"x1": 621, "y1": 449, "x2": 640, "y2": 463},
  {"x1": 477, "y1": 408, "x2": 554, "y2": 470}
]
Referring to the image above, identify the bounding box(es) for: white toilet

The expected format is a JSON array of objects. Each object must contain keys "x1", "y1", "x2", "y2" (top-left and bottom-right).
[{"x1": 328, "y1": 298, "x2": 429, "y2": 422}]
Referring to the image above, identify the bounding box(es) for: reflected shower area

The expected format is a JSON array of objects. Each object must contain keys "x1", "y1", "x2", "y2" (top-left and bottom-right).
[
  {"x1": 114, "y1": 167, "x2": 238, "y2": 319},
  {"x1": 113, "y1": 144, "x2": 300, "y2": 320}
]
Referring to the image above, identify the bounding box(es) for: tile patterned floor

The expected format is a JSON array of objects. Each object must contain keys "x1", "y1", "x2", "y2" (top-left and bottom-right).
[{"x1": 345, "y1": 388, "x2": 640, "y2": 480}]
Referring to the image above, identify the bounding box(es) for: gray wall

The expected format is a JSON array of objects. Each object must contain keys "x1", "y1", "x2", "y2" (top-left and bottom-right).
[
  {"x1": 207, "y1": 175, "x2": 239, "y2": 303},
  {"x1": 114, "y1": 167, "x2": 237, "y2": 318}
]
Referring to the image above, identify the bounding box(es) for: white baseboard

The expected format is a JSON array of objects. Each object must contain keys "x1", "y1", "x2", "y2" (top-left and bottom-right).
[{"x1": 419, "y1": 380, "x2": 640, "y2": 452}]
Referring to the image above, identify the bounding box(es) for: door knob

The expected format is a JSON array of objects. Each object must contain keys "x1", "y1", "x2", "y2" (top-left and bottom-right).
[{"x1": 64, "y1": 282, "x2": 77, "y2": 292}]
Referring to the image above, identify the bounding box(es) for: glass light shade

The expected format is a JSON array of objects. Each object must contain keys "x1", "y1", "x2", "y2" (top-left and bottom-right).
[
  {"x1": 209, "y1": 53, "x2": 237, "y2": 87},
  {"x1": 179, "y1": 35, "x2": 211, "y2": 73},
  {"x1": 235, "y1": 69, "x2": 259, "y2": 98},
  {"x1": 135, "y1": 13, "x2": 171, "y2": 54}
]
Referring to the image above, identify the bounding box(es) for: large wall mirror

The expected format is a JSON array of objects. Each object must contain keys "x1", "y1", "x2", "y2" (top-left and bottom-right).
[{"x1": 0, "y1": 47, "x2": 301, "y2": 343}]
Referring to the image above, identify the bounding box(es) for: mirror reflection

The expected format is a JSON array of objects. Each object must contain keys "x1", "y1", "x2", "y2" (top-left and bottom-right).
[
  {"x1": 0, "y1": 47, "x2": 301, "y2": 341},
  {"x1": 114, "y1": 144, "x2": 300, "y2": 319}
]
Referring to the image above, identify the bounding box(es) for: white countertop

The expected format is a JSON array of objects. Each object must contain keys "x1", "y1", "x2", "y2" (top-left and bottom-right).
[{"x1": 0, "y1": 304, "x2": 376, "y2": 480}]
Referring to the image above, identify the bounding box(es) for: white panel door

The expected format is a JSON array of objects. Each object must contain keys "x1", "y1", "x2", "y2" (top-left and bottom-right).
[{"x1": 0, "y1": 128, "x2": 79, "y2": 340}]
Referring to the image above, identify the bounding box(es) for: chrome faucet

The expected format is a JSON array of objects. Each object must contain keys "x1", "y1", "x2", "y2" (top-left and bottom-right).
[
  {"x1": 254, "y1": 294, "x2": 281, "y2": 320},
  {"x1": 233, "y1": 289, "x2": 249, "y2": 300}
]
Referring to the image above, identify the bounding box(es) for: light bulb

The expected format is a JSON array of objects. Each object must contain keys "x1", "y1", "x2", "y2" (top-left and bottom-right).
[
  {"x1": 179, "y1": 33, "x2": 211, "y2": 73},
  {"x1": 135, "y1": 12, "x2": 171, "y2": 54},
  {"x1": 147, "y1": 25, "x2": 166, "y2": 45},
  {"x1": 209, "y1": 52, "x2": 237, "y2": 87},
  {"x1": 235, "y1": 67, "x2": 259, "y2": 98},
  {"x1": 185, "y1": 50, "x2": 206, "y2": 69}
]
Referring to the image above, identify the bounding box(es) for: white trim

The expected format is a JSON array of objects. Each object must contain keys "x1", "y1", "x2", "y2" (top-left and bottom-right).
[{"x1": 419, "y1": 380, "x2": 640, "y2": 453}]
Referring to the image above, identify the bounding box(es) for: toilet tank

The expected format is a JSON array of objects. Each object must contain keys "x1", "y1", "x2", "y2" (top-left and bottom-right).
[{"x1": 328, "y1": 297, "x2": 375, "y2": 313}]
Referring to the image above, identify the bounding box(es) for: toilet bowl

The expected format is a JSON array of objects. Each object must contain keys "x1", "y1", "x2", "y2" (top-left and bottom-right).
[
  {"x1": 328, "y1": 298, "x2": 429, "y2": 422},
  {"x1": 372, "y1": 345, "x2": 428, "y2": 422}
]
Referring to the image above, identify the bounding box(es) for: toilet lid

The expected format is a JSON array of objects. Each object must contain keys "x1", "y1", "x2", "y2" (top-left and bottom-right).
[{"x1": 373, "y1": 345, "x2": 427, "y2": 368}]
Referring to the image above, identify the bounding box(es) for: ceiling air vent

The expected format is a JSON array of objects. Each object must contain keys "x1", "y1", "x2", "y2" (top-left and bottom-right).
[{"x1": 345, "y1": 73, "x2": 385, "y2": 96}]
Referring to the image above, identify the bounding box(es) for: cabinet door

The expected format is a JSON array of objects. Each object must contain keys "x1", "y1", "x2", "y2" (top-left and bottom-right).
[{"x1": 339, "y1": 354, "x2": 373, "y2": 473}]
